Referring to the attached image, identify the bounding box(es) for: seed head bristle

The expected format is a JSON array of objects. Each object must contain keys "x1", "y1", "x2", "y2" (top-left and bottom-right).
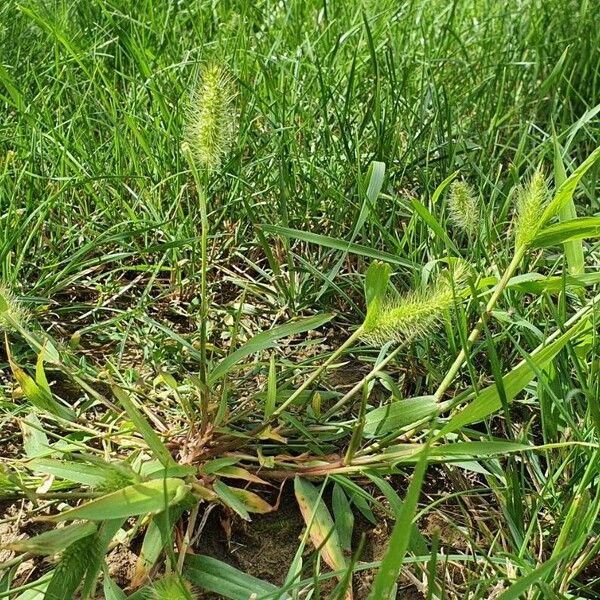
[
  {"x1": 151, "y1": 574, "x2": 196, "y2": 600},
  {"x1": 515, "y1": 169, "x2": 547, "y2": 249},
  {"x1": 448, "y1": 180, "x2": 479, "y2": 236},
  {"x1": 184, "y1": 64, "x2": 236, "y2": 172},
  {"x1": 0, "y1": 285, "x2": 28, "y2": 331},
  {"x1": 361, "y1": 266, "x2": 467, "y2": 346}
]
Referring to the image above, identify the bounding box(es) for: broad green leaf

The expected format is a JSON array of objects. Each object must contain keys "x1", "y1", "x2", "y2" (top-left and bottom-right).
[
  {"x1": 102, "y1": 574, "x2": 127, "y2": 600},
  {"x1": 364, "y1": 396, "x2": 437, "y2": 438},
  {"x1": 332, "y1": 484, "x2": 353, "y2": 554},
  {"x1": 4, "y1": 522, "x2": 97, "y2": 555},
  {"x1": 432, "y1": 170, "x2": 459, "y2": 204},
  {"x1": 261, "y1": 224, "x2": 416, "y2": 268},
  {"x1": 184, "y1": 554, "x2": 283, "y2": 600},
  {"x1": 429, "y1": 441, "x2": 531, "y2": 459},
  {"x1": 294, "y1": 477, "x2": 347, "y2": 575},
  {"x1": 213, "y1": 480, "x2": 251, "y2": 521},
  {"x1": 363, "y1": 260, "x2": 391, "y2": 328},
  {"x1": 505, "y1": 272, "x2": 600, "y2": 294},
  {"x1": 229, "y1": 487, "x2": 275, "y2": 514},
  {"x1": 533, "y1": 217, "x2": 600, "y2": 247},
  {"x1": 367, "y1": 449, "x2": 428, "y2": 599},
  {"x1": 44, "y1": 478, "x2": 188, "y2": 522},
  {"x1": 438, "y1": 321, "x2": 586, "y2": 437},
  {"x1": 553, "y1": 132, "x2": 584, "y2": 275},
  {"x1": 209, "y1": 313, "x2": 333, "y2": 384},
  {"x1": 20, "y1": 412, "x2": 49, "y2": 459},
  {"x1": 27, "y1": 458, "x2": 114, "y2": 487},
  {"x1": 541, "y1": 145, "x2": 600, "y2": 224},
  {"x1": 9, "y1": 359, "x2": 74, "y2": 421},
  {"x1": 112, "y1": 385, "x2": 176, "y2": 467},
  {"x1": 201, "y1": 457, "x2": 240, "y2": 475},
  {"x1": 34, "y1": 348, "x2": 52, "y2": 396}
]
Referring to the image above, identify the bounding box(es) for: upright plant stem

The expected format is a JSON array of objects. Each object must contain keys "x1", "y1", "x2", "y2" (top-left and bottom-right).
[
  {"x1": 198, "y1": 182, "x2": 210, "y2": 433},
  {"x1": 323, "y1": 344, "x2": 403, "y2": 418},
  {"x1": 186, "y1": 152, "x2": 210, "y2": 433},
  {"x1": 268, "y1": 324, "x2": 365, "y2": 421},
  {"x1": 433, "y1": 248, "x2": 525, "y2": 401}
]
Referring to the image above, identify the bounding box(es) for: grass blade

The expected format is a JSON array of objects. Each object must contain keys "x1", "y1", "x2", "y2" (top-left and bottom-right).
[{"x1": 367, "y1": 449, "x2": 428, "y2": 599}]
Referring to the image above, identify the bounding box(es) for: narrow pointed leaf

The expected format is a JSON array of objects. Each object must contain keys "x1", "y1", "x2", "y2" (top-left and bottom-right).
[
  {"x1": 364, "y1": 396, "x2": 437, "y2": 437},
  {"x1": 44, "y1": 478, "x2": 188, "y2": 522},
  {"x1": 553, "y1": 133, "x2": 584, "y2": 275},
  {"x1": 184, "y1": 554, "x2": 284, "y2": 600},
  {"x1": 209, "y1": 313, "x2": 334, "y2": 384},
  {"x1": 367, "y1": 450, "x2": 428, "y2": 599},
  {"x1": 439, "y1": 321, "x2": 586, "y2": 436},
  {"x1": 294, "y1": 477, "x2": 348, "y2": 575},
  {"x1": 4, "y1": 522, "x2": 97, "y2": 555},
  {"x1": 112, "y1": 385, "x2": 175, "y2": 467}
]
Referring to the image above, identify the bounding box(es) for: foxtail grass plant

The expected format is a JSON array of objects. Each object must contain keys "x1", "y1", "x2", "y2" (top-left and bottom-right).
[{"x1": 183, "y1": 63, "x2": 236, "y2": 433}]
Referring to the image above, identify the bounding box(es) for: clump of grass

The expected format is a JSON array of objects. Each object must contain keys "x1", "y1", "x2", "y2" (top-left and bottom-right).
[
  {"x1": 361, "y1": 266, "x2": 467, "y2": 346},
  {"x1": 0, "y1": 284, "x2": 28, "y2": 331},
  {"x1": 184, "y1": 64, "x2": 236, "y2": 172},
  {"x1": 448, "y1": 180, "x2": 479, "y2": 235},
  {"x1": 514, "y1": 169, "x2": 548, "y2": 249}
]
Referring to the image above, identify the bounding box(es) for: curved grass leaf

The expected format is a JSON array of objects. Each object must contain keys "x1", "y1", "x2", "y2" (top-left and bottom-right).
[
  {"x1": 27, "y1": 458, "x2": 115, "y2": 487},
  {"x1": 4, "y1": 522, "x2": 97, "y2": 555},
  {"x1": 261, "y1": 224, "x2": 416, "y2": 268},
  {"x1": 438, "y1": 320, "x2": 586, "y2": 437},
  {"x1": 533, "y1": 217, "x2": 600, "y2": 248},
  {"x1": 364, "y1": 396, "x2": 437, "y2": 438},
  {"x1": 294, "y1": 477, "x2": 348, "y2": 577},
  {"x1": 553, "y1": 132, "x2": 584, "y2": 275},
  {"x1": 184, "y1": 554, "x2": 284, "y2": 600},
  {"x1": 209, "y1": 313, "x2": 334, "y2": 384},
  {"x1": 9, "y1": 358, "x2": 74, "y2": 421},
  {"x1": 213, "y1": 480, "x2": 251, "y2": 521},
  {"x1": 43, "y1": 478, "x2": 188, "y2": 522},
  {"x1": 112, "y1": 385, "x2": 176, "y2": 467},
  {"x1": 541, "y1": 145, "x2": 600, "y2": 224}
]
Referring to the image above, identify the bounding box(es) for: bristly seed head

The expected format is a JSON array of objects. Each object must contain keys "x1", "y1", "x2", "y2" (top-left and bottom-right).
[
  {"x1": 514, "y1": 169, "x2": 548, "y2": 249},
  {"x1": 184, "y1": 64, "x2": 236, "y2": 172},
  {"x1": 448, "y1": 180, "x2": 479, "y2": 236},
  {"x1": 361, "y1": 265, "x2": 467, "y2": 346},
  {"x1": 0, "y1": 285, "x2": 28, "y2": 331},
  {"x1": 150, "y1": 574, "x2": 196, "y2": 600}
]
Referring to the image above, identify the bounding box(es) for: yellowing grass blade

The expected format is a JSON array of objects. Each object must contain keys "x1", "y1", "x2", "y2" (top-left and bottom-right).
[
  {"x1": 294, "y1": 477, "x2": 349, "y2": 594},
  {"x1": 42, "y1": 478, "x2": 188, "y2": 522}
]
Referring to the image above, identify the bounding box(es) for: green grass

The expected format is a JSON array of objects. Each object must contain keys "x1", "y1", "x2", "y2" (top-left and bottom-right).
[{"x1": 1, "y1": 0, "x2": 600, "y2": 598}]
